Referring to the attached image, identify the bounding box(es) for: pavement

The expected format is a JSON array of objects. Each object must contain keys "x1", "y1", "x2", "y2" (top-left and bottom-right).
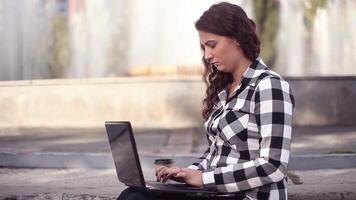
[{"x1": 1, "y1": 126, "x2": 356, "y2": 199}]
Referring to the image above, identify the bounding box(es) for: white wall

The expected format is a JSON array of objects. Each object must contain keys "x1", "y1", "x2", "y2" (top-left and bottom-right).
[{"x1": 0, "y1": 77, "x2": 205, "y2": 129}]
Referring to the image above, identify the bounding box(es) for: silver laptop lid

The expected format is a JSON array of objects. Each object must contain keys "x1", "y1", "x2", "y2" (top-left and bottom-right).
[{"x1": 105, "y1": 121, "x2": 146, "y2": 188}]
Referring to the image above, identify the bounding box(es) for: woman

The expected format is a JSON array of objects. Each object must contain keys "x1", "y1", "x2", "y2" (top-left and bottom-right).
[{"x1": 120, "y1": 2, "x2": 295, "y2": 200}]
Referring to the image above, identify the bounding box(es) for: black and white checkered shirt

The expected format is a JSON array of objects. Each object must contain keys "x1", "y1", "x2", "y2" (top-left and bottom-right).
[{"x1": 189, "y1": 59, "x2": 295, "y2": 200}]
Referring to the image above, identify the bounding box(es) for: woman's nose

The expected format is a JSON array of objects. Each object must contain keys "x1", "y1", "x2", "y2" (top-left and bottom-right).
[{"x1": 204, "y1": 49, "x2": 213, "y2": 61}]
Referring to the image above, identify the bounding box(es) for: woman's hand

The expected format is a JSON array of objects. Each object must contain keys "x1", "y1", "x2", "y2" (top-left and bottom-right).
[
  {"x1": 156, "y1": 166, "x2": 203, "y2": 187},
  {"x1": 156, "y1": 166, "x2": 185, "y2": 183}
]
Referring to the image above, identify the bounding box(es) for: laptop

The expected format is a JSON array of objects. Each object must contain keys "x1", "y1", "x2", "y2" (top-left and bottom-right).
[{"x1": 105, "y1": 121, "x2": 244, "y2": 198}]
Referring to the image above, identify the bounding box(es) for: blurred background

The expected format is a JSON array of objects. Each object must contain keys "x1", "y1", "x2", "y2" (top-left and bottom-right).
[
  {"x1": 0, "y1": 0, "x2": 355, "y2": 128},
  {"x1": 0, "y1": 1, "x2": 356, "y2": 199},
  {"x1": 1, "y1": 0, "x2": 355, "y2": 81}
]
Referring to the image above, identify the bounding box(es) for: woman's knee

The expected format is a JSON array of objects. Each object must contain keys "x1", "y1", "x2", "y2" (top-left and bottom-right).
[{"x1": 117, "y1": 187, "x2": 153, "y2": 200}]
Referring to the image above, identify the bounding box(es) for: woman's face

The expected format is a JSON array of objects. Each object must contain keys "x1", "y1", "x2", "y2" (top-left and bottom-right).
[{"x1": 198, "y1": 31, "x2": 242, "y2": 73}]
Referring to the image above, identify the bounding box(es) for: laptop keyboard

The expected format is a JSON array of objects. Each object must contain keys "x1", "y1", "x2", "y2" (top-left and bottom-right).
[
  {"x1": 145, "y1": 181, "x2": 245, "y2": 198},
  {"x1": 146, "y1": 181, "x2": 208, "y2": 191}
]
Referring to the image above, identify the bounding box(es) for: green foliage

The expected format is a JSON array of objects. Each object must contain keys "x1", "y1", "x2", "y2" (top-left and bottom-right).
[
  {"x1": 303, "y1": 0, "x2": 328, "y2": 30},
  {"x1": 287, "y1": 171, "x2": 303, "y2": 185},
  {"x1": 252, "y1": 0, "x2": 329, "y2": 68},
  {"x1": 48, "y1": 15, "x2": 70, "y2": 78},
  {"x1": 253, "y1": 0, "x2": 280, "y2": 68}
]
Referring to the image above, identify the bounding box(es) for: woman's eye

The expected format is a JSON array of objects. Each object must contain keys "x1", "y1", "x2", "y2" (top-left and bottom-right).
[
  {"x1": 208, "y1": 44, "x2": 215, "y2": 48},
  {"x1": 206, "y1": 41, "x2": 217, "y2": 48}
]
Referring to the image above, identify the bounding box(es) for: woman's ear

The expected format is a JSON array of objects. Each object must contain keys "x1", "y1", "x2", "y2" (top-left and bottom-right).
[{"x1": 234, "y1": 40, "x2": 241, "y2": 46}]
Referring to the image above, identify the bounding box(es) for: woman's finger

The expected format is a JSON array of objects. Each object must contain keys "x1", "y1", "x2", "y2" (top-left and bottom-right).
[
  {"x1": 174, "y1": 172, "x2": 186, "y2": 178},
  {"x1": 162, "y1": 167, "x2": 181, "y2": 183},
  {"x1": 156, "y1": 167, "x2": 165, "y2": 181},
  {"x1": 160, "y1": 168, "x2": 188, "y2": 183},
  {"x1": 156, "y1": 165, "x2": 167, "y2": 174},
  {"x1": 156, "y1": 166, "x2": 169, "y2": 181},
  {"x1": 158, "y1": 167, "x2": 174, "y2": 182},
  {"x1": 160, "y1": 168, "x2": 172, "y2": 182}
]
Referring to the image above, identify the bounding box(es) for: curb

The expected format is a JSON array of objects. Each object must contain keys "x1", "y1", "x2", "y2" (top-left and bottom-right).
[
  {"x1": 1, "y1": 152, "x2": 356, "y2": 170},
  {"x1": 1, "y1": 192, "x2": 355, "y2": 200}
]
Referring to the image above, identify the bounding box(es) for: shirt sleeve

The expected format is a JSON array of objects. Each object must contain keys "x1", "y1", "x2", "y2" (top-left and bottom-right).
[
  {"x1": 202, "y1": 77, "x2": 295, "y2": 192},
  {"x1": 188, "y1": 133, "x2": 214, "y2": 171},
  {"x1": 187, "y1": 146, "x2": 211, "y2": 171}
]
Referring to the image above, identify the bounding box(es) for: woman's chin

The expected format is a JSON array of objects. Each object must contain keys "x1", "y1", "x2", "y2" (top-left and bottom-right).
[{"x1": 216, "y1": 66, "x2": 228, "y2": 72}]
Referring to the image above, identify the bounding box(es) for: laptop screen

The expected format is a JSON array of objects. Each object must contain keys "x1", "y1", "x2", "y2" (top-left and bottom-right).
[{"x1": 105, "y1": 121, "x2": 145, "y2": 188}]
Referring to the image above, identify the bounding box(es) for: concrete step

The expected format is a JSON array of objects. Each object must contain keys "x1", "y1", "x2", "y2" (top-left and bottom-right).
[
  {"x1": 0, "y1": 168, "x2": 355, "y2": 200},
  {"x1": 1, "y1": 152, "x2": 356, "y2": 170}
]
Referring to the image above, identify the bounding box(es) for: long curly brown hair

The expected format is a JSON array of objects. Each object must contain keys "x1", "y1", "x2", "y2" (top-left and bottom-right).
[{"x1": 196, "y1": 2, "x2": 261, "y2": 120}]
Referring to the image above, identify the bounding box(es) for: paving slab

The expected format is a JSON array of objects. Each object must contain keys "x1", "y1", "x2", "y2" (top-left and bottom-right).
[
  {"x1": 1, "y1": 152, "x2": 356, "y2": 170},
  {"x1": 290, "y1": 126, "x2": 356, "y2": 155},
  {"x1": 1, "y1": 126, "x2": 356, "y2": 170},
  {"x1": 1, "y1": 126, "x2": 356, "y2": 199},
  {"x1": 1, "y1": 168, "x2": 356, "y2": 200},
  {"x1": 2, "y1": 126, "x2": 356, "y2": 156}
]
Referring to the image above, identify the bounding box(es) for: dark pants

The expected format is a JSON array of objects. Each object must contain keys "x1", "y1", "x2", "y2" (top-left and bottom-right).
[
  {"x1": 117, "y1": 187, "x2": 154, "y2": 200},
  {"x1": 117, "y1": 187, "x2": 247, "y2": 200}
]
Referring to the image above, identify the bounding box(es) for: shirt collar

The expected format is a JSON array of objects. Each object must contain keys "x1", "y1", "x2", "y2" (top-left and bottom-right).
[
  {"x1": 240, "y1": 58, "x2": 269, "y2": 87},
  {"x1": 217, "y1": 58, "x2": 269, "y2": 102}
]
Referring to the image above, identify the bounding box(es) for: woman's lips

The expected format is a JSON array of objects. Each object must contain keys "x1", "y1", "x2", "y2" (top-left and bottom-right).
[{"x1": 211, "y1": 62, "x2": 220, "y2": 67}]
